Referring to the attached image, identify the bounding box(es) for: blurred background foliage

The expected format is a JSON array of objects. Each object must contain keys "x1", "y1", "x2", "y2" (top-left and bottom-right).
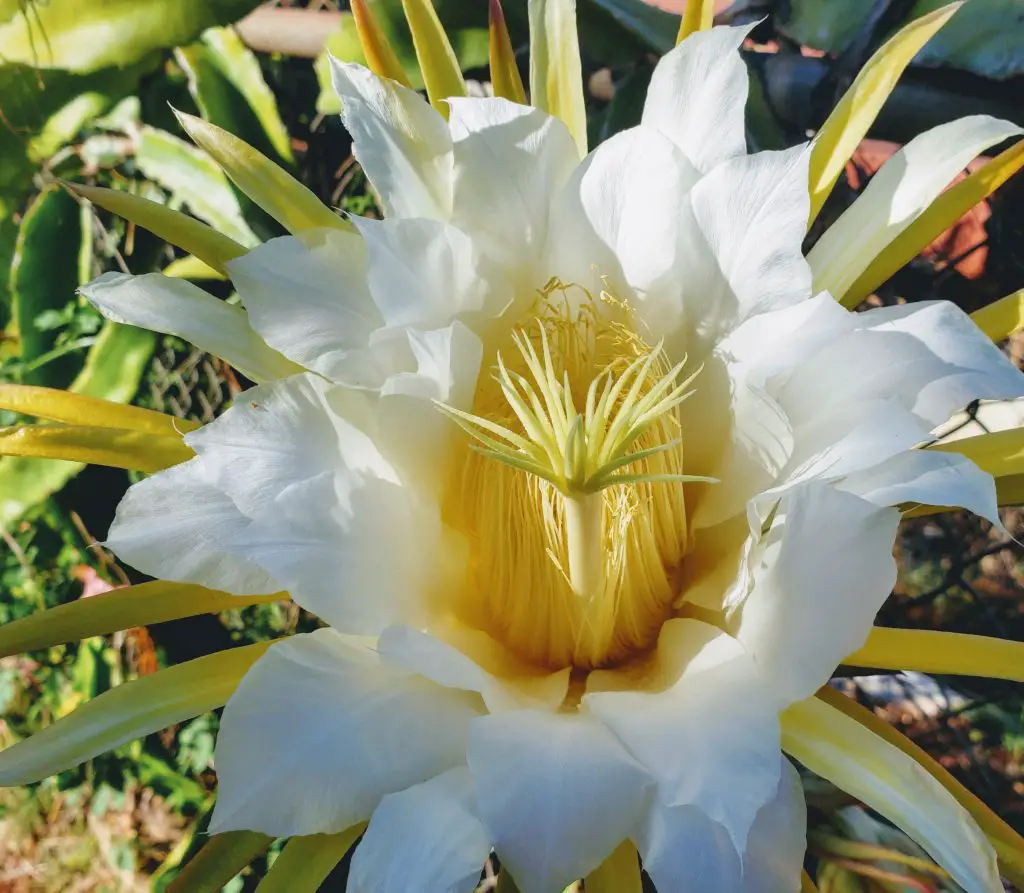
[{"x1": 0, "y1": 0, "x2": 1022, "y2": 890}]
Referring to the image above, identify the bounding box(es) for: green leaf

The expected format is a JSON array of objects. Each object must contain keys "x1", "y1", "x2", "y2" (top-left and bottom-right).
[
  {"x1": 135, "y1": 126, "x2": 259, "y2": 247},
  {"x1": 10, "y1": 187, "x2": 84, "y2": 388},
  {"x1": 0, "y1": 321, "x2": 155, "y2": 528},
  {"x1": 582, "y1": 0, "x2": 677, "y2": 55},
  {"x1": 588, "y1": 63, "x2": 653, "y2": 146},
  {"x1": 0, "y1": 0, "x2": 263, "y2": 73},
  {"x1": 177, "y1": 27, "x2": 293, "y2": 167},
  {"x1": 0, "y1": 62, "x2": 151, "y2": 212},
  {"x1": 778, "y1": 0, "x2": 1024, "y2": 80}
]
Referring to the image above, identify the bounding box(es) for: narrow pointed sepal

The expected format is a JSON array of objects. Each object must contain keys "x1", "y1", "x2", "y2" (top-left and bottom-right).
[
  {"x1": 585, "y1": 841, "x2": 643, "y2": 893},
  {"x1": 843, "y1": 137, "x2": 1024, "y2": 306},
  {"x1": 400, "y1": 0, "x2": 467, "y2": 117},
  {"x1": 528, "y1": 0, "x2": 587, "y2": 157},
  {"x1": 0, "y1": 424, "x2": 193, "y2": 473},
  {"x1": 811, "y1": 686, "x2": 1024, "y2": 889},
  {"x1": 64, "y1": 181, "x2": 246, "y2": 276},
  {"x1": 972, "y1": 287, "x2": 1024, "y2": 343},
  {"x1": 782, "y1": 693, "x2": 1001, "y2": 892},
  {"x1": 808, "y1": 2, "x2": 963, "y2": 224},
  {"x1": 173, "y1": 110, "x2": 350, "y2": 235},
  {"x1": 0, "y1": 581, "x2": 283, "y2": 661},
  {"x1": 351, "y1": 0, "x2": 413, "y2": 87},
  {"x1": 489, "y1": 0, "x2": 526, "y2": 103},
  {"x1": 848, "y1": 627, "x2": 1024, "y2": 685},
  {"x1": 0, "y1": 383, "x2": 199, "y2": 436},
  {"x1": 676, "y1": 0, "x2": 715, "y2": 44},
  {"x1": 253, "y1": 826, "x2": 365, "y2": 893},
  {"x1": 166, "y1": 832, "x2": 273, "y2": 893},
  {"x1": 0, "y1": 642, "x2": 275, "y2": 786}
]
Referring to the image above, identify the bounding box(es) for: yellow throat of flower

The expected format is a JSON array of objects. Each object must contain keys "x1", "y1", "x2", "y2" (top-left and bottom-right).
[{"x1": 439, "y1": 282, "x2": 713, "y2": 671}]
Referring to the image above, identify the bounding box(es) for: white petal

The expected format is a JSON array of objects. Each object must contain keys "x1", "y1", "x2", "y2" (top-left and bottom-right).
[
  {"x1": 642, "y1": 25, "x2": 752, "y2": 173},
  {"x1": 228, "y1": 229, "x2": 387, "y2": 387},
  {"x1": 210, "y1": 629, "x2": 483, "y2": 837},
  {"x1": 690, "y1": 369, "x2": 793, "y2": 530},
  {"x1": 718, "y1": 292, "x2": 852, "y2": 381},
  {"x1": 378, "y1": 624, "x2": 570, "y2": 713},
  {"x1": 762, "y1": 397, "x2": 933, "y2": 501},
  {"x1": 105, "y1": 459, "x2": 279, "y2": 595},
  {"x1": 185, "y1": 375, "x2": 446, "y2": 632},
  {"x1": 545, "y1": 124, "x2": 699, "y2": 309},
  {"x1": 467, "y1": 710, "x2": 652, "y2": 893},
  {"x1": 782, "y1": 696, "x2": 1001, "y2": 893},
  {"x1": 233, "y1": 473, "x2": 446, "y2": 634},
  {"x1": 377, "y1": 323, "x2": 483, "y2": 497},
  {"x1": 348, "y1": 768, "x2": 489, "y2": 893},
  {"x1": 638, "y1": 805, "x2": 740, "y2": 893},
  {"x1": 448, "y1": 97, "x2": 578, "y2": 287},
  {"x1": 687, "y1": 295, "x2": 851, "y2": 526},
  {"x1": 679, "y1": 145, "x2": 812, "y2": 345},
  {"x1": 743, "y1": 758, "x2": 808, "y2": 893},
  {"x1": 638, "y1": 757, "x2": 806, "y2": 893},
  {"x1": 586, "y1": 620, "x2": 780, "y2": 850},
  {"x1": 354, "y1": 216, "x2": 511, "y2": 331},
  {"x1": 777, "y1": 300, "x2": 1024, "y2": 430},
  {"x1": 185, "y1": 373, "x2": 395, "y2": 518},
  {"x1": 330, "y1": 61, "x2": 453, "y2": 220},
  {"x1": 736, "y1": 483, "x2": 900, "y2": 707},
  {"x1": 838, "y1": 450, "x2": 999, "y2": 524},
  {"x1": 80, "y1": 272, "x2": 299, "y2": 383},
  {"x1": 808, "y1": 115, "x2": 1022, "y2": 299}
]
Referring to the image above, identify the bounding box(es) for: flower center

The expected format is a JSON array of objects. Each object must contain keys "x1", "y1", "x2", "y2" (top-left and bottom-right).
[{"x1": 439, "y1": 282, "x2": 713, "y2": 670}]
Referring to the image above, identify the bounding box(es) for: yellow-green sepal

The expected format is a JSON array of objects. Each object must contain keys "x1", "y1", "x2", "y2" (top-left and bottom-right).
[
  {"x1": 847, "y1": 627, "x2": 1024, "y2": 684},
  {"x1": 0, "y1": 383, "x2": 199, "y2": 436},
  {"x1": 972, "y1": 287, "x2": 1024, "y2": 343},
  {"x1": 64, "y1": 181, "x2": 247, "y2": 276},
  {"x1": 811, "y1": 686, "x2": 1024, "y2": 889},
  {"x1": 0, "y1": 641, "x2": 275, "y2": 786},
  {"x1": 529, "y1": 0, "x2": 587, "y2": 158},
  {"x1": 489, "y1": 0, "x2": 526, "y2": 103},
  {"x1": 0, "y1": 580, "x2": 283, "y2": 660},
  {"x1": 255, "y1": 825, "x2": 366, "y2": 892},
  {"x1": 166, "y1": 831, "x2": 274, "y2": 893},
  {"x1": 174, "y1": 111, "x2": 351, "y2": 235},
  {"x1": 400, "y1": 0, "x2": 467, "y2": 117},
  {"x1": 841, "y1": 139, "x2": 1024, "y2": 308},
  {"x1": 676, "y1": 0, "x2": 714, "y2": 44},
  {"x1": 351, "y1": 0, "x2": 414, "y2": 87},
  {"x1": 808, "y1": 3, "x2": 963, "y2": 224},
  {"x1": 0, "y1": 424, "x2": 194, "y2": 473},
  {"x1": 585, "y1": 840, "x2": 643, "y2": 893}
]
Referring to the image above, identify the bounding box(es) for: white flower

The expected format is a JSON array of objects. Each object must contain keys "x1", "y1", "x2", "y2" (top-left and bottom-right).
[{"x1": 78, "y1": 26, "x2": 1023, "y2": 893}]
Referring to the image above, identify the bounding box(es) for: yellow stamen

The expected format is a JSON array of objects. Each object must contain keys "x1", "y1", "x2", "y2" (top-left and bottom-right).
[{"x1": 440, "y1": 290, "x2": 714, "y2": 670}]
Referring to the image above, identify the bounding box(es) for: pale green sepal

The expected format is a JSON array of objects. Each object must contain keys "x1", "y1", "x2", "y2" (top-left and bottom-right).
[
  {"x1": 972, "y1": 287, "x2": 1024, "y2": 343},
  {"x1": 0, "y1": 641, "x2": 275, "y2": 786},
  {"x1": 529, "y1": 0, "x2": 587, "y2": 158},
  {"x1": 782, "y1": 695, "x2": 1001, "y2": 892},
  {"x1": 174, "y1": 111, "x2": 352, "y2": 235},
  {"x1": 400, "y1": 0, "x2": 467, "y2": 117},
  {"x1": 807, "y1": 3, "x2": 963, "y2": 224},
  {"x1": 64, "y1": 181, "x2": 246, "y2": 276},
  {"x1": 255, "y1": 825, "x2": 365, "y2": 893},
  {"x1": 166, "y1": 831, "x2": 273, "y2": 893},
  {"x1": 0, "y1": 581, "x2": 282, "y2": 660}
]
